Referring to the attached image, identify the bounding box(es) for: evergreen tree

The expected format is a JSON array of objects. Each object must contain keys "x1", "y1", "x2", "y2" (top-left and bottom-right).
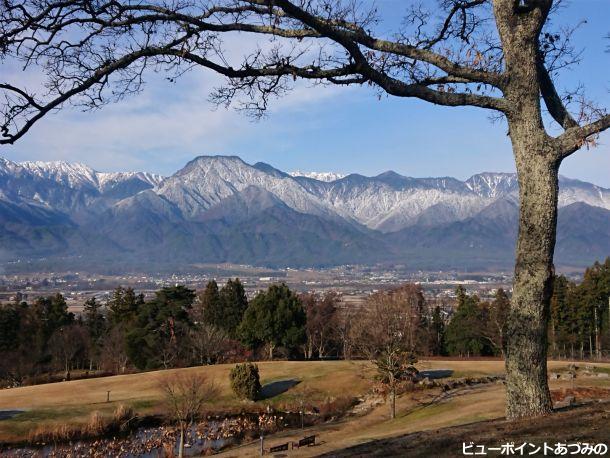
[
  {"x1": 126, "y1": 286, "x2": 195, "y2": 370},
  {"x1": 238, "y1": 283, "x2": 306, "y2": 359},
  {"x1": 219, "y1": 278, "x2": 248, "y2": 338},
  {"x1": 33, "y1": 293, "x2": 73, "y2": 341},
  {"x1": 107, "y1": 286, "x2": 143, "y2": 325},
  {"x1": 445, "y1": 287, "x2": 493, "y2": 357},
  {"x1": 199, "y1": 280, "x2": 221, "y2": 325},
  {"x1": 0, "y1": 304, "x2": 20, "y2": 352},
  {"x1": 430, "y1": 305, "x2": 446, "y2": 356},
  {"x1": 83, "y1": 297, "x2": 106, "y2": 342}
]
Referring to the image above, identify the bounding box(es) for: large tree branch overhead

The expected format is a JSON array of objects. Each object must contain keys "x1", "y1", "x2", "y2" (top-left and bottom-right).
[
  {"x1": 1, "y1": 0, "x2": 512, "y2": 144},
  {"x1": 0, "y1": 0, "x2": 607, "y2": 145}
]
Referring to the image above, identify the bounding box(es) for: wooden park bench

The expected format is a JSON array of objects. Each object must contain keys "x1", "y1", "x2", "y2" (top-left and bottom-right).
[
  {"x1": 269, "y1": 442, "x2": 289, "y2": 453},
  {"x1": 292, "y1": 435, "x2": 316, "y2": 449}
]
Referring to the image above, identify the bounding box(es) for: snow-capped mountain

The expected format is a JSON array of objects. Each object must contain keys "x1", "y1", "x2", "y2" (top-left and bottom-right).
[
  {"x1": 155, "y1": 156, "x2": 339, "y2": 221},
  {"x1": 0, "y1": 158, "x2": 164, "y2": 216},
  {"x1": 19, "y1": 160, "x2": 164, "y2": 192},
  {"x1": 1, "y1": 154, "x2": 609, "y2": 271},
  {"x1": 289, "y1": 170, "x2": 346, "y2": 182}
]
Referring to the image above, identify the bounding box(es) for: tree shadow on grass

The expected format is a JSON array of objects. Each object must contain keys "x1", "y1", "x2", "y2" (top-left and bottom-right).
[
  {"x1": 0, "y1": 410, "x2": 24, "y2": 421},
  {"x1": 260, "y1": 379, "x2": 301, "y2": 399},
  {"x1": 418, "y1": 370, "x2": 454, "y2": 379}
]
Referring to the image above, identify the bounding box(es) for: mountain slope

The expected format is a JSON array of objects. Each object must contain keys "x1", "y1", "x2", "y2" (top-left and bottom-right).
[{"x1": 1, "y1": 154, "x2": 609, "y2": 271}]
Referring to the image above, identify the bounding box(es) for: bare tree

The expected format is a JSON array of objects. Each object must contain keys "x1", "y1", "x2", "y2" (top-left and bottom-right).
[
  {"x1": 1, "y1": 0, "x2": 609, "y2": 418},
  {"x1": 48, "y1": 324, "x2": 88, "y2": 381},
  {"x1": 488, "y1": 288, "x2": 511, "y2": 357},
  {"x1": 335, "y1": 304, "x2": 356, "y2": 360},
  {"x1": 301, "y1": 292, "x2": 339, "y2": 359},
  {"x1": 159, "y1": 373, "x2": 219, "y2": 458},
  {"x1": 100, "y1": 325, "x2": 129, "y2": 374},
  {"x1": 352, "y1": 285, "x2": 424, "y2": 419},
  {"x1": 188, "y1": 322, "x2": 231, "y2": 365}
]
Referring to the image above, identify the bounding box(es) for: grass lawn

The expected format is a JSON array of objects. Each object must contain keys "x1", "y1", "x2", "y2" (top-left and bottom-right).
[
  {"x1": 0, "y1": 360, "x2": 373, "y2": 443},
  {"x1": 1, "y1": 359, "x2": 609, "y2": 450}
]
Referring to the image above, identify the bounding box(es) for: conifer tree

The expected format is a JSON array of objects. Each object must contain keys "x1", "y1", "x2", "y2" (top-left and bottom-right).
[
  {"x1": 238, "y1": 283, "x2": 306, "y2": 359},
  {"x1": 219, "y1": 278, "x2": 248, "y2": 338}
]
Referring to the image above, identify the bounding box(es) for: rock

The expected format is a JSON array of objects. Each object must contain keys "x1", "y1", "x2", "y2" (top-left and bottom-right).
[
  {"x1": 549, "y1": 372, "x2": 561, "y2": 380},
  {"x1": 560, "y1": 372, "x2": 574, "y2": 380},
  {"x1": 418, "y1": 377, "x2": 435, "y2": 388},
  {"x1": 564, "y1": 395, "x2": 576, "y2": 406},
  {"x1": 584, "y1": 364, "x2": 595, "y2": 371},
  {"x1": 597, "y1": 373, "x2": 609, "y2": 378},
  {"x1": 423, "y1": 378, "x2": 435, "y2": 388}
]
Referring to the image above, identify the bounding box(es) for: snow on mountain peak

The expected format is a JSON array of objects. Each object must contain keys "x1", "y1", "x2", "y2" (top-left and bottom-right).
[
  {"x1": 16, "y1": 159, "x2": 165, "y2": 193},
  {"x1": 20, "y1": 160, "x2": 98, "y2": 189},
  {"x1": 465, "y1": 172, "x2": 518, "y2": 198},
  {"x1": 289, "y1": 170, "x2": 346, "y2": 182},
  {"x1": 2, "y1": 155, "x2": 609, "y2": 235}
]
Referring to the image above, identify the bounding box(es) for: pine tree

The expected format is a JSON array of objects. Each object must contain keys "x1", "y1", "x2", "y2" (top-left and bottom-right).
[
  {"x1": 83, "y1": 297, "x2": 106, "y2": 342},
  {"x1": 219, "y1": 278, "x2": 248, "y2": 338},
  {"x1": 107, "y1": 286, "x2": 142, "y2": 325},
  {"x1": 199, "y1": 280, "x2": 221, "y2": 326},
  {"x1": 445, "y1": 287, "x2": 493, "y2": 357},
  {"x1": 238, "y1": 283, "x2": 306, "y2": 359},
  {"x1": 431, "y1": 305, "x2": 445, "y2": 356},
  {"x1": 126, "y1": 286, "x2": 195, "y2": 370}
]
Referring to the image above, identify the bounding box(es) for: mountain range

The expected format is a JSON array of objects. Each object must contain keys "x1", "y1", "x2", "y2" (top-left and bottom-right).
[{"x1": 1, "y1": 155, "x2": 609, "y2": 272}]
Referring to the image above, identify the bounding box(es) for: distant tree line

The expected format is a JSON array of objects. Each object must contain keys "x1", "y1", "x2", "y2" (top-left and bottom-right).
[
  {"x1": 1, "y1": 258, "x2": 608, "y2": 387},
  {"x1": 413, "y1": 258, "x2": 610, "y2": 360},
  {"x1": 549, "y1": 259, "x2": 610, "y2": 359},
  {"x1": 0, "y1": 279, "x2": 308, "y2": 386}
]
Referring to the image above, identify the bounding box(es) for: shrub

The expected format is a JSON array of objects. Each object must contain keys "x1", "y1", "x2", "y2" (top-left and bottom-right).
[
  {"x1": 86, "y1": 411, "x2": 106, "y2": 436},
  {"x1": 230, "y1": 363, "x2": 261, "y2": 401}
]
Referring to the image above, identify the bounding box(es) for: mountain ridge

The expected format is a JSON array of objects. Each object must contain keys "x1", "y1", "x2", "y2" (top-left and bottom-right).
[{"x1": 1, "y1": 155, "x2": 609, "y2": 272}]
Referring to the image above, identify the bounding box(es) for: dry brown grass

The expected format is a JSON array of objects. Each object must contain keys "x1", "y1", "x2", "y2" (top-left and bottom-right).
[
  {"x1": 1, "y1": 359, "x2": 609, "y2": 450},
  {"x1": 0, "y1": 360, "x2": 373, "y2": 443},
  {"x1": 23, "y1": 404, "x2": 138, "y2": 445},
  {"x1": 215, "y1": 360, "x2": 610, "y2": 457}
]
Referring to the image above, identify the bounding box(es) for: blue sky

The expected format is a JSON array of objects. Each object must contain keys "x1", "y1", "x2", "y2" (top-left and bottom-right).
[{"x1": 2, "y1": 0, "x2": 609, "y2": 185}]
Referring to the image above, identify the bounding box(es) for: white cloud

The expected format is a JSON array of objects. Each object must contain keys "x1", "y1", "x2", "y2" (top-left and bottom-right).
[{"x1": 3, "y1": 59, "x2": 355, "y2": 174}]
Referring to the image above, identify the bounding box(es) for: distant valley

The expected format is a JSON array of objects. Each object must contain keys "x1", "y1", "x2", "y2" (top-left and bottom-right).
[{"x1": 1, "y1": 155, "x2": 609, "y2": 272}]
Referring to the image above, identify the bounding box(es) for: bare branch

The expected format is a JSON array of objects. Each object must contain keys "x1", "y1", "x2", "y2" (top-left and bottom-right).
[
  {"x1": 555, "y1": 114, "x2": 610, "y2": 159},
  {"x1": 537, "y1": 58, "x2": 578, "y2": 130}
]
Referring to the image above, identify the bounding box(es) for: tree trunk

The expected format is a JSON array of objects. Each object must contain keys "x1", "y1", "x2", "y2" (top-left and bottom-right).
[
  {"x1": 390, "y1": 386, "x2": 396, "y2": 420},
  {"x1": 505, "y1": 156, "x2": 557, "y2": 419},
  {"x1": 594, "y1": 307, "x2": 601, "y2": 359},
  {"x1": 494, "y1": 0, "x2": 557, "y2": 420},
  {"x1": 178, "y1": 427, "x2": 185, "y2": 458}
]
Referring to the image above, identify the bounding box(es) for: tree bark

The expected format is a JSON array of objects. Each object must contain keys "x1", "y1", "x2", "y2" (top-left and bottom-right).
[
  {"x1": 178, "y1": 427, "x2": 185, "y2": 458},
  {"x1": 505, "y1": 154, "x2": 557, "y2": 419},
  {"x1": 390, "y1": 386, "x2": 396, "y2": 420},
  {"x1": 494, "y1": 0, "x2": 557, "y2": 419}
]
